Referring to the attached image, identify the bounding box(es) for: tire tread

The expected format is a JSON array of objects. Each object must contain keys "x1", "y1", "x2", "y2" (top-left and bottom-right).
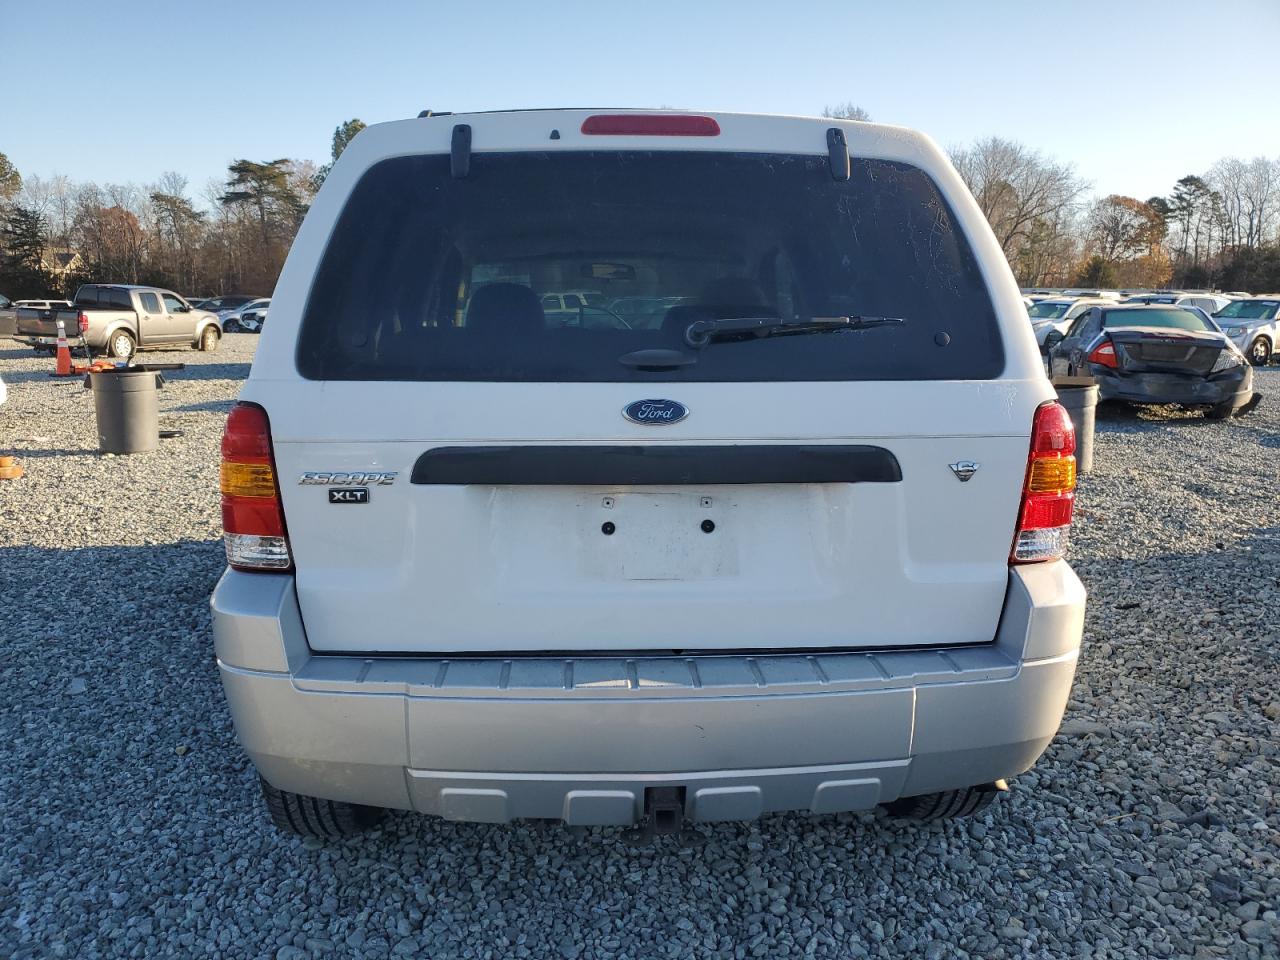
[
  {"x1": 885, "y1": 784, "x2": 1003, "y2": 821},
  {"x1": 259, "y1": 777, "x2": 384, "y2": 838}
]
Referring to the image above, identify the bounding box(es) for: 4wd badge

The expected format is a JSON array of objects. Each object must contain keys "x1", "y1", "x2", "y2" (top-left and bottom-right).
[{"x1": 329, "y1": 488, "x2": 369, "y2": 504}]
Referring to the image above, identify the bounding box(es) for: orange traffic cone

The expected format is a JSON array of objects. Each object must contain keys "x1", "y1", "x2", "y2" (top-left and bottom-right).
[{"x1": 53, "y1": 319, "x2": 74, "y2": 376}]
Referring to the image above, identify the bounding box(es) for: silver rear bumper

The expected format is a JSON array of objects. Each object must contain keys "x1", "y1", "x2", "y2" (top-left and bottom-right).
[{"x1": 213, "y1": 562, "x2": 1085, "y2": 824}]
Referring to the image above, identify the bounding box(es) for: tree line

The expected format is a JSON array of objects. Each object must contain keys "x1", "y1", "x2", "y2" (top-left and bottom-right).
[
  {"x1": 2, "y1": 112, "x2": 1278, "y2": 300},
  {"x1": 0, "y1": 119, "x2": 364, "y2": 300}
]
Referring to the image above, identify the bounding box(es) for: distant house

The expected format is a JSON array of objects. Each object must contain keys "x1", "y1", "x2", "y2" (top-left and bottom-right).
[{"x1": 41, "y1": 248, "x2": 83, "y2": 279}]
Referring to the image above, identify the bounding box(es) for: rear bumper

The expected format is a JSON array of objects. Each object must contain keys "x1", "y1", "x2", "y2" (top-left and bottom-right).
[
  {"x1": 213, "y1": 563, "x2": 1086, "y2": 824},
  {"x1": 1091, "y1": 364, "x2": 1253, "y2": 406}
]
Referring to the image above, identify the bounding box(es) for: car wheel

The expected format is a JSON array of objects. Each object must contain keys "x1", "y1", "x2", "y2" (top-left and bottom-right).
[
  {"x1": 200, "y1": 326, "x2": 219, "y2": 351},
  {"x1": 224, "y1": 318, "x2": 240, "y2": 333},
  {"x1": 1206, "y1": 399, "x2": 1239, "y2": 420},
  {"x1": 259, "y1": 777, "x2": 385, "y2": 838},
  {"x1": 108, "y1": 330, "x2": 136, "y2": 359},
  {"x1": 1247, "y1": 336, "x2": 1270, "y2": 366},
  {"x1": 884, "y1": 781, "x2": 1007, "y2": 820}
]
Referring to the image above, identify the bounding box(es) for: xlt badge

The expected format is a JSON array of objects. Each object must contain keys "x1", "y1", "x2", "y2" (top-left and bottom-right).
[{"x1": 329, "y1": 488, "x2": 369, "y2": 504}]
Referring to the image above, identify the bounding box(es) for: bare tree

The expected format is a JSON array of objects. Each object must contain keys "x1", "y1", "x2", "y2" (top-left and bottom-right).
[
  {"x1": 821, "y1": 103, "x2": 871, "y2": 122},
  {"x1": 950, "y1": 137, "x2": 1087, "y2": 264}
]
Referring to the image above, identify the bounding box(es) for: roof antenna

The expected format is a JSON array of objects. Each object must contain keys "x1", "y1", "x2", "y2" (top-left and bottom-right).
[
  {"x1": 826, "y1": 128, "x2": 850, "y2": 181},
  {"x1": 451, "y1": 124, "x2": 472, "y2": 178}
]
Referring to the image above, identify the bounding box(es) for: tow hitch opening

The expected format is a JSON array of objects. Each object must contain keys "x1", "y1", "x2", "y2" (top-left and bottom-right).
[{"x1": 622, "y1": 787, "x2": 704, "y2": 847}]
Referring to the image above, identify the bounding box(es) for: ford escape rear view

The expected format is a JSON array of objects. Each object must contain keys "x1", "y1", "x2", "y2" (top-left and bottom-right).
[{"x1": 212, "y1": 109, "x2": 1086, "y2": 839}]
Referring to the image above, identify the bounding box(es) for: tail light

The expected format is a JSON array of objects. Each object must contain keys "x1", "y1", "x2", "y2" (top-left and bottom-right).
[
  {"x1": 1011, "y1": 401, "x2": 1076, "y2": 563},
  {"x1": 1086, "y1": 339, "x2": 1117, "y2": 369},
  {"x1": 581, "y1": 114, "x2": 721, "y2": 136},
  {"x1": 77, "y1": 312, "x2": 89, "y2": 333},
  {"x1": 220, "y1": 402, "x2": 292, "y2": 571}
]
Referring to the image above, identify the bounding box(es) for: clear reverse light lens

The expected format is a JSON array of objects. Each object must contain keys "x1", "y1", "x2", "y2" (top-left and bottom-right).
[
  {"x1": 224, "y1": 533, "x2": 292, "y2": 569},
  {"x1": 1013, "y1": 526, "x2": 1071, "y2": 562}
]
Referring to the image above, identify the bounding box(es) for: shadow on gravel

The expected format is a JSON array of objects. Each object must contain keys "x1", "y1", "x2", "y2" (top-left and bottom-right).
[
  {"x1": 166, "y1": 361, "x2": 252, "y2": 382},
  {"x1": 166, "y1": 399, "x2": 237, "y2": 414},
  {"x1": 0, "y1": 447, "x2": 100, "y2": 458}
]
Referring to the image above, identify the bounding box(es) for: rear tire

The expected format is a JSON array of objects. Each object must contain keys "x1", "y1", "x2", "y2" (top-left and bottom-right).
[
  {"x1": 1206, "y1": 399, "x2": 1239, "y2": 420},
  {"x1": 884, "y1": 782, "x2": 1006, "y2": 821},
  {"x1": 1247, "y1": 336, "x2": 1271, "y2": 366},
  {"x1": 108, "y1": 330, "x2": 135, "y2": 360},
  {"x1": 259, "y1": 777, "x2": 385, "y2": 838}
]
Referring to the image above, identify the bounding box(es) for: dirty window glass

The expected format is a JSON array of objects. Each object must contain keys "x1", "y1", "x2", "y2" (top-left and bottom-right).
[
  {"x1": 298, "y1": 152, "x2": 1003, "y2": 382},
  {"x1": 139, "y1": 292, "x2": 160, "y2": 313}
]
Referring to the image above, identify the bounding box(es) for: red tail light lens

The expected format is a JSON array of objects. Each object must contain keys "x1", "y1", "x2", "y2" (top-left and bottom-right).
[
  {"x1": 1086, "y1": 340, "x2": 1117, "y2": 369},
  {"x1": 1011, "y1": 401, "x2": 1076, "y2": 564},
  {"x1": 580, "y1": 114, "x2": 721, "y2": 136},
  {"x1": 77, "y1": 312, "x2": 89, "y2": 333},
  {"x1": 220, "y1": 402, "x2": 291, "y2": 571}
]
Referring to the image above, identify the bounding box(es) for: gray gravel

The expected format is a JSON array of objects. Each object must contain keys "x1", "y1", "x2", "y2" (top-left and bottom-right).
[{"x1": 1, "y1": 334, "x2": 1277, "y2": 959}]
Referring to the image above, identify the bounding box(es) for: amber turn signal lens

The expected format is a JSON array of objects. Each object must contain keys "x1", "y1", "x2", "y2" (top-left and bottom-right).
[
  {"x1": 220, "y1": 461, "x2": 277, "y2": 498},
  {"x1": 1027, "y1": 456, "x2": 1076, "y2": 494}
]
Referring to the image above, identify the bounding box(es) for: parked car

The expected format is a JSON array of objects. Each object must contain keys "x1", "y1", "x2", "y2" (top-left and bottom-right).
[
  {"x1": 1121, "y1": 292, "x2": 1233, "y2": 315},
  {"x1": 222, "y1": 298, "x2": 271, "y2": 332},
  {"x1": 199, "y1": 295, "x2": 260, "y2": 315},
  {"x1": 1045, "y1": 304, "x2": 1253, "y2": 418},
  {"x1": 1210, "y1": 297, "x2": 1280, "y2": 365},
  {"x1": 212, "y1": 109, "x2": 1085, "y2": 839},
  {"x1": 0, "y1": 294, "x2": 15, "y2": 336},
  {"x1": 538, "y1": 290, "x2": 633, "y2": 328},
  {"x1": 1061, "y1": 289, "x2": 1120, "y2": 300},
  {"x1": 16, "y1": 284, "x2": 222, "y2": 358},
  {"x1": 238, "y1": 300, "x2": 270, "y2": 333},
  {"x1": 1026, "y1": 297, "x2": 1115, "y2": 347}
]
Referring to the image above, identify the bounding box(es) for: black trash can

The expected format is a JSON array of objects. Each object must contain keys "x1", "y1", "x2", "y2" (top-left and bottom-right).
[
  {"x1": 1053, "y1": 377, "x2": 1098, "y2": 475},
  {"x1": 91, "y1": 368, "x2": 159, "y2": 454}
]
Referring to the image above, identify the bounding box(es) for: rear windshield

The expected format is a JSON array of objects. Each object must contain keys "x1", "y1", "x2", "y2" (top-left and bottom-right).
[
  {"x1": 298, "y1": 151, "x2": 1003, "y2": 382},
  {"x1": 1102, "y1": 308, "x2": 1212, "y2": 332},
  {"x1": 1216, "y1": 300, "x2": 1278, "y2": 320}
]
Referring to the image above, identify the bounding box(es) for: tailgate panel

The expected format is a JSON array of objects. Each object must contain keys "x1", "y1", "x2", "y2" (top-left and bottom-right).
[{"x1": 275, "y1": 432, "x2": 1031, "y2": 654}]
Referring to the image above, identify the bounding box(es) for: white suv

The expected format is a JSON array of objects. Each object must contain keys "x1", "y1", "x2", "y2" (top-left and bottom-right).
[{"x1": 213, "y1": 110, "x2": 1086, "y2": 840}]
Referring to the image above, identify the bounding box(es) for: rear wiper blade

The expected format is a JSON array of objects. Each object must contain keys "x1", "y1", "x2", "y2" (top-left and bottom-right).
[{"x1": 684, "y1": 315, "x2": 906, "y2": 348}]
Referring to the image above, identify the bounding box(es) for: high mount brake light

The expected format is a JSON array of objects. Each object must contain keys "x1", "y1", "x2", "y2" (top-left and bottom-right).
[
  {"x1": 580, "y1": 114, "x2": 721, "y2": 137},
  {"x1": 1087, "y1": 340, "x2": 1118, "y2": 369},
  {"x1": 1011, "y1": 401, "x2": 1076, "y2": 564},
  {"x1": 220, "y1": 402, "x2": 292, "y2": 571}
]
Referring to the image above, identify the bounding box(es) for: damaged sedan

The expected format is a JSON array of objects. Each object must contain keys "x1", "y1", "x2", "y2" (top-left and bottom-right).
[{"x1": 1046, "y1": 304, "x2": 1256, "y2": 419}]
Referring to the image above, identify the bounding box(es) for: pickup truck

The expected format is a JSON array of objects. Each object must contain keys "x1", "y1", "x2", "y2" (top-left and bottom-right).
[{"x1": 16, "y1": 284, "x2": 223, "y2": 358}]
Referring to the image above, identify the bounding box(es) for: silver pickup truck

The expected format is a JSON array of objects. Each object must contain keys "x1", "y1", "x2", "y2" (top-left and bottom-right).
[{"x1": 16, "y1": 284, "x2": 223, "y2": 358}]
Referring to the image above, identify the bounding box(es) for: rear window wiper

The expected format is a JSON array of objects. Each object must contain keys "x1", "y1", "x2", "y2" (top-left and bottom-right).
[{"x1": 684, "y1": 315, "x2": 906, "y2": 348}]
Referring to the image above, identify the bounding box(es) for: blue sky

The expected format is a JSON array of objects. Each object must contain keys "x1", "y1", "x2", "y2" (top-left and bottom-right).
[{"x1": 5, "y1": 0, "x2": 1278, "y2": 207}]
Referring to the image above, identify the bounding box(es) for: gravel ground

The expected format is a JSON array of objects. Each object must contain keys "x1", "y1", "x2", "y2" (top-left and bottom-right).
[{"x1": 1, "y1": 334, "x2": 1277, "y2": 959}]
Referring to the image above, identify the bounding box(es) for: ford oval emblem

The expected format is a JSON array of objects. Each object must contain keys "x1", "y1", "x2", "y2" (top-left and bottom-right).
[{"x1": 622, "y1": 399, "x2": 688, "y2": 425}]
